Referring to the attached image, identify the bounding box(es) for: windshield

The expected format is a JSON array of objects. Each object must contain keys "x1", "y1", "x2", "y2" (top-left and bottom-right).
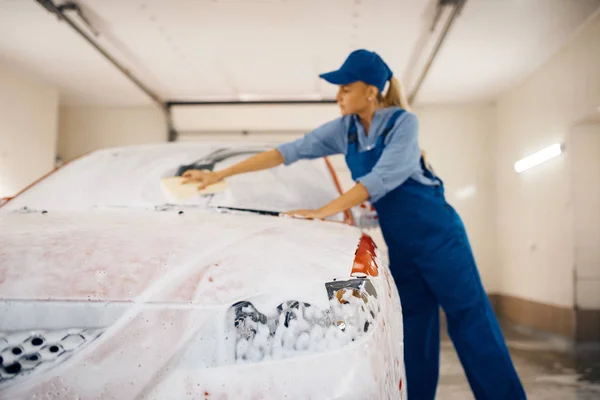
[{"x1": 0, "y1": 142, "x2": 345, "y2": 220}]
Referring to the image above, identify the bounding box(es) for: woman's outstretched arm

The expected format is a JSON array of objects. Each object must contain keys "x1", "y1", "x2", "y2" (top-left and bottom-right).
[{"x1": 182, "y1": 149, "x2": 284, "y2": 189}]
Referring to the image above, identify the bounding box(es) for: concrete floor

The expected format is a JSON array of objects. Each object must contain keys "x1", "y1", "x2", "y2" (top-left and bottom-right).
[{"x1": 437, "y1": 319, "x2": 600, "y2": 399}]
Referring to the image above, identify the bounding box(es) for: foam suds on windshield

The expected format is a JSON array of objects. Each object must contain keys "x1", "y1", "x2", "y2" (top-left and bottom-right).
[{"x1": 1, "y1": 143, "x2": 344, "y2": 220}]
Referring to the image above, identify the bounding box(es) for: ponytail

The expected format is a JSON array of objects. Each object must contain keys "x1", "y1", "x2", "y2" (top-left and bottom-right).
[{"x1": 378, "y1": 77, "x2": 411, "y2": 111}]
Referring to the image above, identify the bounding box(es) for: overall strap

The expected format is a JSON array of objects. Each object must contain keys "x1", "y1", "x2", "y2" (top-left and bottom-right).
[
  {"x1": 348, "y1": 118, "x2": 359, "y2": 144},
  {"x1": 381, "y1": 109, "x2": 405, "y2": 140},
  {"x1": 381, "y1": 109, "x2": 437, "y2": 182},
  {"x1": 348, "y1": 108, "x2": 406, "y2": 145},
  {"x1": 420, "y1": 150, "x2": 442, "y2": 184},
  {"x1": 420, "y1": 157, "x2": 434, "y2": 179}
]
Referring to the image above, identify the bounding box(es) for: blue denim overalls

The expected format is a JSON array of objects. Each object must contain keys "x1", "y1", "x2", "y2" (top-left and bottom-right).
[{"x1": 345, "y1": 109, "x2": 526, "y2": 399}]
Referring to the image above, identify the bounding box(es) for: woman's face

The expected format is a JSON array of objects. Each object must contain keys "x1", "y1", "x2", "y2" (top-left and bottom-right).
[{"x1": 336, "y1": 81, "x2": 377, "y2": 115}]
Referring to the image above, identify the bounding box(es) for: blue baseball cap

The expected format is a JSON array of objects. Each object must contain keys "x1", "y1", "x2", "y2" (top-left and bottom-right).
[{"x1": 319, "y1": 49, "x2": 393, "y2": 93}]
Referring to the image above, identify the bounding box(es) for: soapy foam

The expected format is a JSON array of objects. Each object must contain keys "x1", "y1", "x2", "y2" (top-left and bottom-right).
[
  {"x1": 1, "y1": 142, "x2": 344, "y2": 221},
  {"x1": 0, "y1": 143, "x2": 407, "y2": 399},
  {"x1": 232, "y1": 286, "x2": 379, "y2": 364}
]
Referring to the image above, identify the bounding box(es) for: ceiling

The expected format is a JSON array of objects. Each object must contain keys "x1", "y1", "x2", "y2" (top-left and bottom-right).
[{"x1": 1, "y1": 0, "x2": 599, "y2": 106}]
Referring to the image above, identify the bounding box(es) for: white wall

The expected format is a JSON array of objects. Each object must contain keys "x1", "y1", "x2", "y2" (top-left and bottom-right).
[
  {"x1": 416, "y1": 104, "x2": 498, "y2": 292},
  {"x1": 59, "y1": 103, "x2": 498, "y2": 291},
  {"x1": 570, "y1": 123, "x2": 600, "y2": 310},
  {"x1": 58, "y1": 105, "x2": 167, "y2": 162},
  {"x1": 0, "y1": 60, "x2": 59, "y2": 198},
  {"x1": 495, "y1": 13, "x2": 600, "y2": 308}
]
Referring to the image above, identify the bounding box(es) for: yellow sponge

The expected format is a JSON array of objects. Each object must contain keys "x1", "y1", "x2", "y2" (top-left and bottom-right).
[{"x1": 160, "y1": 176, "x2": 227, "y2": 200}]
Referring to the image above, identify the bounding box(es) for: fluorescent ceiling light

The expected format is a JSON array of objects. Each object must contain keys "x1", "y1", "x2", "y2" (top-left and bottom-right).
[{"x1": 514, "y1": 144, "x2": 563, "y2": 173}]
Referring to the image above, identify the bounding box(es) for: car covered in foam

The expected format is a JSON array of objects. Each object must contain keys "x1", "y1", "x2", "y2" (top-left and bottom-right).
[{"x1": 0, "y1": 142, "x2": 406, "y2": 399}]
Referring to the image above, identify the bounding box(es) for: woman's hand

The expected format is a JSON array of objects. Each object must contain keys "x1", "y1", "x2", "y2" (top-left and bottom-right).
[
  {"x1": 284, "y1": 183, "x2": 369, "y2": 222},
  {"x1": 181, "y1": 169, "x2": 223, "y2": 190},
  {"x1": 283, "y1": 209, "x2": 328, "y2": 220}
]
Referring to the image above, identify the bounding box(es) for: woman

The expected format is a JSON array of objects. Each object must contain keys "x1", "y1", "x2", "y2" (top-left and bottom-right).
[{"x1": 183, "y1": 49, "x2": 526, "y2": 400}]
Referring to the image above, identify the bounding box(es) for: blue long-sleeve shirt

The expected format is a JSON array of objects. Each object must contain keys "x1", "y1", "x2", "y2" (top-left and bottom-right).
[{"x1": 276, "y1": 106, "x2": 439, "y2": 203}]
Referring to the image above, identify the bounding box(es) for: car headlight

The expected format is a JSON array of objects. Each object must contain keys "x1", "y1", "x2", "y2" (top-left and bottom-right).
[{"x1": 226, "y1": 277, "x2": 379, "y2": 365}]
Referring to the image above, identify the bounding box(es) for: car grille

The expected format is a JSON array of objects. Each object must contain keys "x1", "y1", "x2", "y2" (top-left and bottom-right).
[{"x1": 0, "y1": 328, "x2": 104, "y2": 388}]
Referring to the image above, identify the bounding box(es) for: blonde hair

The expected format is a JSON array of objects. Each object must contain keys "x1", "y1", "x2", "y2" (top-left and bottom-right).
[{"x1": 378, "y1": 77, "x2": 411, "y2": 110}]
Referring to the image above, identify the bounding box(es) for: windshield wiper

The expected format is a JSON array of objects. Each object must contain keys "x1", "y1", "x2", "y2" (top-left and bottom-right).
[{"x1": 216, "y1": 206, "x2": 281, "y2": 216}]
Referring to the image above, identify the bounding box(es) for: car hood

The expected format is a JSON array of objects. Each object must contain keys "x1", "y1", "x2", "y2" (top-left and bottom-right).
[
  {"x1": 0, "y1": 208, "x2": 361, "y2": 305},
  {"x1": 0, "y1": 209, "x2": 404, "y2": 400}
]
